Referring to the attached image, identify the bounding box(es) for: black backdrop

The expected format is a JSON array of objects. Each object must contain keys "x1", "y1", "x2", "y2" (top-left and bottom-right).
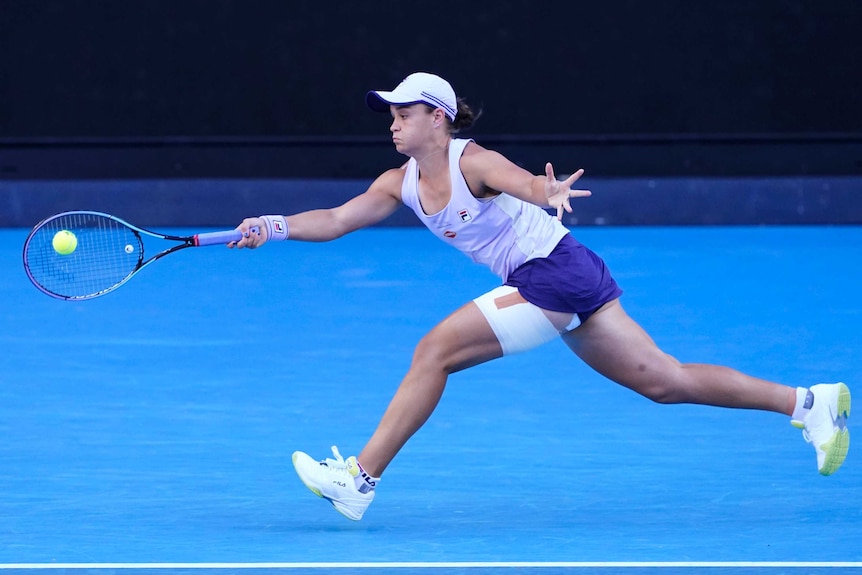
[
  {"x1": 2, "y1": 0, "x2": 862, "y2": 226},
  {"x1": 2, "y1": 0, "x2": 861, "y2": 139}
]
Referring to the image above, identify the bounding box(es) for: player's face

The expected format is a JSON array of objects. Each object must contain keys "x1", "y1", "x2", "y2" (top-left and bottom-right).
[{"x1": 388, "y1": 104, "x2": 435, "y2": 155}]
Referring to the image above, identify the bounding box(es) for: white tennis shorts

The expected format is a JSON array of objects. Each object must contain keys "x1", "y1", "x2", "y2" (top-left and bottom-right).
[{"x1": 473, "y1": 285, "x2": 580, "y2": 355}]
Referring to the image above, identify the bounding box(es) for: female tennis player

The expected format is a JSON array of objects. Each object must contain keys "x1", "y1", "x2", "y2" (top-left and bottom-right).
[{"x1": 232, "y1": 72, "x2": 850, "y2": 521}]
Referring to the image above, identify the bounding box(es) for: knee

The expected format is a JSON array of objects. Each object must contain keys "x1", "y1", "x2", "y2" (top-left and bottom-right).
[
  {"x1": 630, "y1": 356, "x2": 687, "y2": 404},
  {"x1": 411, "y1": 331, "x2": 454, "y2": 374}
]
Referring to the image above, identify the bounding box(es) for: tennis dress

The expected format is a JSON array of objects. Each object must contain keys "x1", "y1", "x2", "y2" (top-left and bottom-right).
[{"x1": 400, "y1": 138, "x2": 622, "y2": 322}]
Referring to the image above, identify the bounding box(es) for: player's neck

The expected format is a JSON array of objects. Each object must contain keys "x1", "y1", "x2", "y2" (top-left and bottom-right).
[{"x1": 415, "y1": 137, "x2": 450, "y2": 171}]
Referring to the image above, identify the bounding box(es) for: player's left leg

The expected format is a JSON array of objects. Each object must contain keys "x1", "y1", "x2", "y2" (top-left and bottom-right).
[
  {"x1": 562, "y1": 298, "x2": 850, "y2": 475},
  {"x1": 562, "y1": 298, "x2": 793, "y2": 411}
]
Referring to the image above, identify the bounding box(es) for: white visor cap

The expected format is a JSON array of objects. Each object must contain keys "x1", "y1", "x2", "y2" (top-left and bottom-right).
[{"x1": 366, "y1": 72, "x2": 457, "y2": 121}]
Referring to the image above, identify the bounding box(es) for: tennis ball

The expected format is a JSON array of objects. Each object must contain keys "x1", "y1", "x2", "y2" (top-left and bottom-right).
[{"x1": 52, "y1": 230, "x2": 78, "y2": 255}]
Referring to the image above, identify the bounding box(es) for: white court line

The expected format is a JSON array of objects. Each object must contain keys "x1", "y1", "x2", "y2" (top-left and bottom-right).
[{"x1": 1, "y1": 562, "x2": 861, "y2": 569}]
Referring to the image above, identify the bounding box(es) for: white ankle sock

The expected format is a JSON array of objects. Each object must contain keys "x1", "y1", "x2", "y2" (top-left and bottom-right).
[
  {"x1": 791, "y1": 387, "x2": 815, "y2": 421},
  {"x1": 352, "y1": 459, "x2": 379, "y2": 494}
]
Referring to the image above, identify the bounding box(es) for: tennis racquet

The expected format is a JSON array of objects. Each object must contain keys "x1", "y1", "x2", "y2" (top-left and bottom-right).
[{"x1": 23, "y1": 210, "x2": 256, "y2": 300}]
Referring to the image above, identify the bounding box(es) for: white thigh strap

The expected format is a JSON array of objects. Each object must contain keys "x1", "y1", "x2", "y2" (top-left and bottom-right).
[{"x1": 473, "y1": 286, "x2": 560, "y2": 356}]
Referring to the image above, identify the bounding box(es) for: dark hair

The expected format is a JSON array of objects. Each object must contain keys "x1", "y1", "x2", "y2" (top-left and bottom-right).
[
  {"x1": 451, "y1": 98, "x2": 481, "y2": 133},
  {"x1": 423, "y1": 97, "x2": 481, "y2": 133}
]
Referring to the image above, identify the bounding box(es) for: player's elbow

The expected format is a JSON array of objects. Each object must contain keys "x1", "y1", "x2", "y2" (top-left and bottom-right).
[{"x1": 327, "y1": 211, "x2": 359, "y2": 240}]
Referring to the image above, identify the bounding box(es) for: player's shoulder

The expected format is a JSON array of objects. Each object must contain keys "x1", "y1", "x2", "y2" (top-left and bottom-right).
[
  {"x1": 461, "y1": 139, "x2": 489, "y2": 156},
  {"x1": 460, "y1": 140, "x2": 505, "y2": 164},
  {"x1": 379, "y1": 166, "x2": 407, "y2": 183},
  {"x1": 369, "y1": 166, "x2": 407, "y2": 198},
  {"x1": 459, "y1": 141, "x2": 510, "y2": 176}
]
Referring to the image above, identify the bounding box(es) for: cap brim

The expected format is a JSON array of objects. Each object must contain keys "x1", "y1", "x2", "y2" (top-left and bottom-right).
[{"x1": 366, "y1": 90, "x2": 422, "y2": 113}]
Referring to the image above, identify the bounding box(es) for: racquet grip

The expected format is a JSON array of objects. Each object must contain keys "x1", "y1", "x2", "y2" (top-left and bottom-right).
[{"x1": 194, "y1": 226, "x2": 260, "y2": 246}]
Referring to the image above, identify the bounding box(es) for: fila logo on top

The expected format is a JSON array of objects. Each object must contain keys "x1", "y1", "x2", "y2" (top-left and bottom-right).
[
  {"x1": 458, "y1": 209, "x2": 472, "y2": 222},
  {"x1": 273, "y1": 220, "x2": 285, "y2": 234}
]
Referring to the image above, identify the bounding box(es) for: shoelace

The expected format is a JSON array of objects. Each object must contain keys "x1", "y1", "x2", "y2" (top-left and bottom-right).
[{"x1": 320, "y1": 445, "x2": 349, "y2": 471}]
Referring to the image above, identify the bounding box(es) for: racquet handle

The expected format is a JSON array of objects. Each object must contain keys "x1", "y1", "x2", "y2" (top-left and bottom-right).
[{"x1": 194, "y1": 225, "x2": 260, "y2": 246}]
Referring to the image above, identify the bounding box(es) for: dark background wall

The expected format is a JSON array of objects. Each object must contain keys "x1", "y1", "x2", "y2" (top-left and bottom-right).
[
  {"x1": 1, "y1": 0, "x2": 861, "y2": 226},
  {"x1": 3, "y1": 0, "x2": 862, "y2": 140}
]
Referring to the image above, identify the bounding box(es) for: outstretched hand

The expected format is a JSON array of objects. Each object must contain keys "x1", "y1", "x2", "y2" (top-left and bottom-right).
[{"x1": 544, "y1": 163, "x2": 591, "y2": 220}]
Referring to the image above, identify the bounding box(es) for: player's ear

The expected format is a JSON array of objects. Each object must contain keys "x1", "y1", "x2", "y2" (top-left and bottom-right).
[{"x1": 433, "y1": 108, "x2": 445, "y2": 127}]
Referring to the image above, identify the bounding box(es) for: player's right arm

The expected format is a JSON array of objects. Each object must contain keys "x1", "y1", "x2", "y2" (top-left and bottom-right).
[{"x1": 234, "y1": 168, "x2": 404, "y2": 247}]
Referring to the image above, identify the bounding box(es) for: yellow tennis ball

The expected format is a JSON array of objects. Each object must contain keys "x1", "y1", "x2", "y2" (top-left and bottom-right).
[{"x1": 52, "y1": 230, "x2": 78, "y2": 255}]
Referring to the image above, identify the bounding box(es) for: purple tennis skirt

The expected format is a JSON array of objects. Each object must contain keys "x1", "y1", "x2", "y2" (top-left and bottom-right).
[{"x1": 505, "y1": 234, "x2": 623, "y2": 323}]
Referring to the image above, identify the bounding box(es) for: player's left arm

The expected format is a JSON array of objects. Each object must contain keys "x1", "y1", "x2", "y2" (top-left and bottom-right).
[{"x1": 460, "y1": 144, "x2": 591, "y2": 220}]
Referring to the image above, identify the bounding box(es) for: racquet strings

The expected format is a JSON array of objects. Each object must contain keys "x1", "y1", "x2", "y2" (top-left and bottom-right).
[{"x1": 24, "y1": 212, "x2": 143, "y2": 299}]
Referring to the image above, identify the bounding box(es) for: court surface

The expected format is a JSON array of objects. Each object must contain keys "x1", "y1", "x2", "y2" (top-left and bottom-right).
[{"x1": 1, "y1": 225, "x2": 860, "y2": 574}]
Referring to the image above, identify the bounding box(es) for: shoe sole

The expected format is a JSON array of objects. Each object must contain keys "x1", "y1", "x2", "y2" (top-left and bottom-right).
[
  {"x1": 291, "y1": 452, "x2": 363, "y2": 521},
  {"x1": 819, "y1": 383, "x2": 851, "y2": 476},
  {"x1": 837, "y1": 382, "x2": 852, "y2": 421},
  {"x1": 819, "y1": 429, "x2": 850, "y2": 476}
]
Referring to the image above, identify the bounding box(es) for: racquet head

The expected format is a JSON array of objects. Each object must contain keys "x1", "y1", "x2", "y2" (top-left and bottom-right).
[{"x1": 23, "y1": 211, "x2": 145, "y2": 300}]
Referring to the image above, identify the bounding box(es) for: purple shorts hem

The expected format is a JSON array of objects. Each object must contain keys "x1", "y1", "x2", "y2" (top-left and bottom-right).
[{"x1": 504, "y1": 234, "x2": 622, "y2": 323}]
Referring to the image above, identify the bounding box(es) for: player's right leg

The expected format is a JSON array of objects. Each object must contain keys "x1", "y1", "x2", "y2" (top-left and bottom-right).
[
  {"x1": 291, "y1": 446, "x2": 374, "y2": 521},
  {"x1": 292, "y1": 298, "x2": 505, "y2": 520}
]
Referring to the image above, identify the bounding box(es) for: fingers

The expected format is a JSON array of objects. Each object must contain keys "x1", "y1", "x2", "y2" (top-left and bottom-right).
[
  {"x1": 563, "y1": 168, "x2": 585, "y2": 187},
  {"x1": 229, "y1": 217, "x2": 266, "y2": 249},
  {"x1": 557, "y1": 168, "x2": 591, "y2": 201},
  {"x1": 547, "y1": 165, "x2": 587, "y2": 194},
  {"x1": 547, "y1": 166, "x2": 589, "y2": 220},
  {"x1": 229, "y1": 229, "x2": 251, "y2": 249},
  {"x1": 548, "y1": 165, "x2": 583, "y2": 187},
  {"x1": 556, "y1": 197, "x2": 573, "y2": 220}
]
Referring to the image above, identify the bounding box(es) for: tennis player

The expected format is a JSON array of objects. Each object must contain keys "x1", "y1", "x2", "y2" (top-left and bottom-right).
[{"x1": 232, "y1": 72, "x2": 851, "y2": 521}]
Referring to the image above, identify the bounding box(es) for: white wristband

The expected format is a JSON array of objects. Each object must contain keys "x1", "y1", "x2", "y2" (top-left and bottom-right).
[{"x1": 260, "y1": 215, "x2": 289, "y2": 242}]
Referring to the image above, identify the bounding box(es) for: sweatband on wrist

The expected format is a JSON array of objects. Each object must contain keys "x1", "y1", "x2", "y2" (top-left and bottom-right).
[{"x1": 260, "y1": 215, "x2": 289, "y2": 241}]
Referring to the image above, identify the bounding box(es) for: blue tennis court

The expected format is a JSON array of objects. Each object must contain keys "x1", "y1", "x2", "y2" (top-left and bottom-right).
[{"x1": 1, "y1": 224, "x2": 860, "y2": 573}]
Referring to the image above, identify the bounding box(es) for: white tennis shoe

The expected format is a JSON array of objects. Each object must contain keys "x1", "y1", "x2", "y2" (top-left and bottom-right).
[
  {"x1": 292, "y1": 446, "x2": 374, "y2": 520},
  {"x1": 792, "y1": 383, "x2": 851, "y2": 475}
]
